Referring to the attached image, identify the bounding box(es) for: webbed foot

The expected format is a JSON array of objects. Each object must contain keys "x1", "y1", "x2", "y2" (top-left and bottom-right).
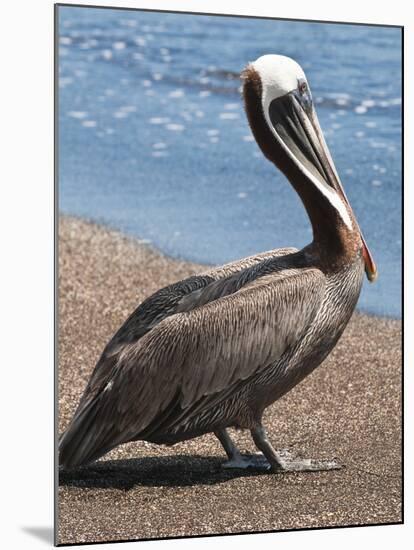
[
  {"x1": 269, "y1": 449, "x2": 342, "y2": 473},
  {"x1": 221, "y1": 453, "x2": 270, "y2": 470},
  {"x1": 251, "y1": 425, "x2": 342, "y2": 473}
]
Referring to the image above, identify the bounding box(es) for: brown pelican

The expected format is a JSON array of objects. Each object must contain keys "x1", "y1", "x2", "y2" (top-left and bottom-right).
[{"x1": 59, "y1": 54, "x2": 377, "y2": 473}]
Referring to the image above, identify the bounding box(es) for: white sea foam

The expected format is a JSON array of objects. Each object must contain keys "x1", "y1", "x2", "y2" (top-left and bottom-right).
[
  {"x1": 113, "y1": 111, "x2": 128, "y2": 118},
  {"x1": 149, "y1": 117, "x2": 170, "y2": 125},
  {"x1": 152, "y1": 151, "x2": 169, "y2": 158},
  {"x1": 68, "y1": 111, "x2": 87, "y2": 119},
  {"x1": 134, "y1": 37, "x2": 146, "y2": 47},
  {"x1": 330, "y1": 92, "x2": 351, "y2": 100},
  {"x1": 166, "y1": 123, "x2": 185, "y2": 131},
  {"x1": 153, "y1": 142, "x2": 167, "y2": 149},
  {"x1": 199, "y1": 91, "x2": 211, "y2": 98},
  {"x1": 370, "y1": 141, "x2": 387, "y2": 149},
  {"x1": 219, "y1": 112, "x2": 240, "y2": 120},
  {"x1": 102, "y1": 49, "x2": 113, "y2": 60},
  {"x1": 209, "y1": 137, "x2": 219, "y2": 143},
  {"x1": 120, "y1": 19, "x2": 137, "y2": 27},
  {"x1": 82, "y1": 120, "x2": 97, "y2": 127},
  {"x1": 371, "y1": 180, "x2": 382, "y2": 186},
  {"x1": 59, "y1": 36, "x2": 72, "y2": 45},
  {"x1": 355, "y1": 131, "x2": 365, "y2": 138},
  {"x1": 237, "y1": 192, "x2": 247, "y2": 199},
  {"x1": 152, "y1": 73, "x2": 163, "y2": 81},
  {"x1": 80, "y1": 41, "x2": 96, "y2": 50},
  {"x1": 59, "y1": 77, "x2": 73, "y2": 88},
  {"x1": 372, "y1": 89, "x2": 387, "y2": 97},
  {"x1": 195, "y1": 111, "x2": 204, "y2": 118},
  {"x1": 120, "y1": 105, "x2": 137, "y2": 113},
  {"x1": 355, "y1": 105, "x2": 367, "y2": 114},
  {"x1": 335, "y1": 98, "x2": 348, "y2": 106},
  {"x1": 243, "y1": 135, "x2": 254, "y2": 142},
  {"x1": 169, "y1": 89, "x2": 184, "y2": 98},
  {"x1": 365, "y1": 121, "x2": 377, "y2": 128},
  {"x1": 224, "y1": 103, "x2": 239, "y2": 110},
  {"x1": 143, "y1": 80, "x2": 152, "y2": 87},
  {"x1": 207, "y1": 129, "x2": 219, "y2": 136},
  {"x1": 362, "y1": 99, "x2": 375, "y2": 108}
]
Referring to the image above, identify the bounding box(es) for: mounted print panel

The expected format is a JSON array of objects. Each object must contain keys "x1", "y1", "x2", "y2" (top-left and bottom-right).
[{"x1": 56, "y1": 4, "x2": 402, "y2": 546}]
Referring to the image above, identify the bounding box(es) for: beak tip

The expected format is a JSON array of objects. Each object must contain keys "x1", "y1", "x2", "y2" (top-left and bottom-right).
[{"x1": 366, "y1": 268, "x2": 378, "y2": 283}]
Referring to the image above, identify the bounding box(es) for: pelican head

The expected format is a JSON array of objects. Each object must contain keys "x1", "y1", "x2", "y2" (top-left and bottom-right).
[{"x1": 242, "y1": 54, "x2": 377, "y2": 282}]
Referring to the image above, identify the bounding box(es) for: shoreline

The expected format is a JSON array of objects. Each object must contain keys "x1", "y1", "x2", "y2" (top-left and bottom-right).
[
  {"x1": 58, "y1": 212, "x2": 400, "y2": 321},
  {"x1": 58, "y1": 214, "x2": 402, "y2": 545}
]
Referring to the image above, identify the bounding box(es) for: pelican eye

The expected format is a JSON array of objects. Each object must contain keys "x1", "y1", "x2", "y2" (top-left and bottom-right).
[{"x1": 299, "y1": 81, "x2": 308, "y2": 94}]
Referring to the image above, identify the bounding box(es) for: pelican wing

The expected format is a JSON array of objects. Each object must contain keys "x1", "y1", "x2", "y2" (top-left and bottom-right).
[
  {"x1": 59, "y1": 265, "x2": 324, "y2": 468},
  {"x1": 107, "y1": 246, "x2": 299, "y2": 345},
  {"x1": 77, "y1": 247, "x2": 298, "y2": 406}
]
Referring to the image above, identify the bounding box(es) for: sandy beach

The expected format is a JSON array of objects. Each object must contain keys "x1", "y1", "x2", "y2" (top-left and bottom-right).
[{"x1": 58, "y1": 215, "x2": 402, "y2": 545}]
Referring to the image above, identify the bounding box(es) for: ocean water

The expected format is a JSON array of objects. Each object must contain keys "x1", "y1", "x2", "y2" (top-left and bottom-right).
[{"x1": 58, "y1": 7, "x2": 402, "y2": 318}]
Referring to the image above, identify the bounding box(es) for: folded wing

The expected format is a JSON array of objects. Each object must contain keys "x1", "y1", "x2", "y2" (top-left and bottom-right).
[{"x1": 59, "y1": 262, "x2": 324, "y2": 469}]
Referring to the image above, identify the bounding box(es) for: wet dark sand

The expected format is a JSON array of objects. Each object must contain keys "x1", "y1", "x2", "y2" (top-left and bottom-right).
[{"x1": 58, "y1": 215, "x2": 402, "y2": 545}]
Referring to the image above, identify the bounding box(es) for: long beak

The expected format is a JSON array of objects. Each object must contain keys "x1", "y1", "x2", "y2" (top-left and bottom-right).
[{"x1": 268, "y1": 92, "x2": 378, "y2": 282}]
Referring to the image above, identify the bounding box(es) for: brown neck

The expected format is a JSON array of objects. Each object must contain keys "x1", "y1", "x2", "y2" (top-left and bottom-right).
[{"x1": 242, "y1": 67, "x2": 360, "y2": 270}]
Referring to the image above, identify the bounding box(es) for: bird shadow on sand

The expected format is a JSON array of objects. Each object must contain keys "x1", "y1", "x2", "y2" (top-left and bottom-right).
[{"x1": 59, "y1": 454, "x2": 270, "y2": 490}]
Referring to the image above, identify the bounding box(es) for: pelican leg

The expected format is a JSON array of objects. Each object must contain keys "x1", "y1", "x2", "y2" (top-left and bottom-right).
[
  {"x1": 215, "y1": 429, "x2": 269, "y2": 470},
  {"x1": 251, "y1": 425, "x2": 342, "y2": 473}
]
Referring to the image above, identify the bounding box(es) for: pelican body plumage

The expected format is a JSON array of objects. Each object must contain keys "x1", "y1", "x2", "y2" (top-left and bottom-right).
[{"x1": 59, "y1": 55, "x2": 377, "y2": 473}]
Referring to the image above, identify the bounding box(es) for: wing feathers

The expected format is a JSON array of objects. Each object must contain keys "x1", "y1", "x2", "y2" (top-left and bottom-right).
[{"x1": 59, "y1": 266, "x2": 325, "y2": 468}]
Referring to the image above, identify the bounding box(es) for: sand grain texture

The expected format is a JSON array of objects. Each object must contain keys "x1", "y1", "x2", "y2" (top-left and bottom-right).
[{"x1": 58, "y1": 216, "x2": 402, "y2": 545}]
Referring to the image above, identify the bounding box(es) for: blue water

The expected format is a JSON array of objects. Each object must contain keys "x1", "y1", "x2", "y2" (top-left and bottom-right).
[{"x1": 58, "y1": 6, "x2": 402, "y2": 318}]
